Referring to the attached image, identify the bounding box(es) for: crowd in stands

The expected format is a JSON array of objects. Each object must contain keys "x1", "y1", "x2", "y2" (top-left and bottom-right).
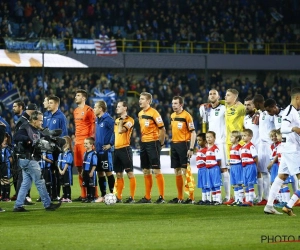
[
  {"x1": 1, "y1": 0, "x2": 300, "y2": 52},
  {"x1": 0, "y1": 68, "x2": 297, "y2": 149}
]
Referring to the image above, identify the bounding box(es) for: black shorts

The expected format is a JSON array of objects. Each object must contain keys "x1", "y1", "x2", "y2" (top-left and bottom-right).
[
  {"x1": 82, "y1": 170, "x2": 97, "y2": 187},
  {"x1": 96, "y1": 151, "x2": 113, "y2": 172},
  {"x1": 59, "y1": 169, "x2": 73, "y2": 186},
  {"x1": 0, "y1": 163, "x2": 10, "y2": 179},
  {"x1": 114, "y1": 146, "x2": 133, "y2": 173},
  {"x1": 42, "y1": 167, "x2": 53, "y2": 185},
  {"x1": 171, "y1": 142, "x2": 189, "y2": 169},
  {"x1": 140, "y1": 141, "x2": 161, "y2": 169}
]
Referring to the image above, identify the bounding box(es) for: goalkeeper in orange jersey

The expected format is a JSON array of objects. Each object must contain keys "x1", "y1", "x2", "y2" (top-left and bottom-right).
[{"x1": 73, "y1": 89, "x2": 96, "y2": 202}]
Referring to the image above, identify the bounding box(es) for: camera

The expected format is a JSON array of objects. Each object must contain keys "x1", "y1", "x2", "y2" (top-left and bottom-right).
[{"x1": 34, "y1": 128, "x2": 66, "y2": 153}]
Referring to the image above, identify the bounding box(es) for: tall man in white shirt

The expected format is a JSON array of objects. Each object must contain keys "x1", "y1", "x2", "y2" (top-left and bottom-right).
[
  {"x1": 199, "y1": 89, "x2": 231, "y2": 202},
  {"x1": 264, "y1": 87, "x2": 300, "y2": 216},
  {"x1": 264, "y1": 98, "x2": 298, "y2": 192},
  {"x1": 253, "y1": 94, "x2": 275, "y2": 205}
]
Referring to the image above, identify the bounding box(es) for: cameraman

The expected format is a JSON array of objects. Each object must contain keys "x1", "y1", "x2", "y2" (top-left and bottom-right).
[{"x1": 12, "y1": 111, "x2": 61, "y2": 212}]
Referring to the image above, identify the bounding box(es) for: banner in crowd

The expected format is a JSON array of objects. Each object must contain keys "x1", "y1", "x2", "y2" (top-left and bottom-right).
[
  {"x1": 90, "y1": 89, "x2": 116, "y2": 112},
  {"x1": 0, "y1": 88, "x2": 20, "y2": 110},
  {"x1": 73, "y1": 39, "x2": 96, "y2": 54},
  {"x1": 73, "y1": 38, "x2": 118, "y2": 55},
  {"x1": 94, "y1": 39, "x2": 117, "y2": 56},
  {"x1": 4, "y1": 38, "x2": 66, "y2": 53}
]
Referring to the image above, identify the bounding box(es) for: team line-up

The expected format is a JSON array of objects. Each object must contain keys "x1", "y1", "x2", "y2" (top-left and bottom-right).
[{"x1": 1, "y1": 88, "x2": 300, "y2": 216}]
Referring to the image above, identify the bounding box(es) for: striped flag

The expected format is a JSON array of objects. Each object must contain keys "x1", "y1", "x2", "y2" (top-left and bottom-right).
[
  {"x1": 0, "y1": 88, "x2": 20, "y2": 110},
  {"x1": 94, "y1": 39, "x2": 117, "y2": 56},
  {"x1": 184, "y1": 160, "x2": 195, "y2": 195}
]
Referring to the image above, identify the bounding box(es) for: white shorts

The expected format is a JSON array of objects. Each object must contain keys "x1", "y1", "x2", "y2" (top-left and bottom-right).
[
  {"x1": 257, "y1": 141, "x2": 271, "y2": 173},
  {"x1": 216, "y1": 142, "x2": 227, "y2": 169},
  {"x1": 278, "y1": 152, "x2": 300, "y2": 176}
]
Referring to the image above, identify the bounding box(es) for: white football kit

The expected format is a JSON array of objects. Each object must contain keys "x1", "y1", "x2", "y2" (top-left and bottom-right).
[
  {"x1": 257, "y1": 110, "x2": 275, "y2": 173},
  {"x1": 199, "y1": 103, "x2": 226, "y2": 168},
  {"x1": 279, "y1": 105, "x2": 300, "y2": 176}
]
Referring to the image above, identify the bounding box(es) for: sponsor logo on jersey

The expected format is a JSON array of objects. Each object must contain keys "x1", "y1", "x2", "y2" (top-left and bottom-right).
[{"x1": 156, "y1": 116, "x2": 162, "y2": 123}]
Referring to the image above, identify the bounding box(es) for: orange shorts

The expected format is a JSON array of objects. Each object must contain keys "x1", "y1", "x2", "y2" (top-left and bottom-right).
[{"x1": 73, "y1": 144, "x2": 86, "y2": 167}]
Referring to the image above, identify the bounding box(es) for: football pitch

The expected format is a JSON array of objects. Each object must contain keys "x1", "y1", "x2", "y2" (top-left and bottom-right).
[{"x1": 0, "y1": 174, "x2": 299, "y2": 250}]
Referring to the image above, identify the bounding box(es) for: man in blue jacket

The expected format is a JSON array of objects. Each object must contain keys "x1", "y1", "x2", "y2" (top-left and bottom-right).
[
  {"x1": 93, "y1": 100, "x2": 115, "y2": 202},
  {"x1": 42, "y1": 96, "x2": 51, "y2": 128},
  {"x1": 44, "y1": 95, "x2": 68, "y2": 201}
]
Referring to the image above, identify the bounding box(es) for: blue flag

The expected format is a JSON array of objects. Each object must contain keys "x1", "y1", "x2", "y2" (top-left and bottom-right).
[{"x1": 0, "y1": 89, "x2": 20, "y2": 110}]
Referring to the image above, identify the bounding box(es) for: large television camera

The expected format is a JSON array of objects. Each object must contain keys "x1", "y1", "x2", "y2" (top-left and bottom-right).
[{"x1": 35, "y1": 128, "x2": 66, "y2": 153}]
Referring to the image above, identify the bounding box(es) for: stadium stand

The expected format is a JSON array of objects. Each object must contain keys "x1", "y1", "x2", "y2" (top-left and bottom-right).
[{"x1": 1, "y1": 0, "x2": 300, "y2": 54}]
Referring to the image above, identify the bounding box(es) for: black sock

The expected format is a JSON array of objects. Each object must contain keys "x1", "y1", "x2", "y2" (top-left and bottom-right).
[
  {"x1": 62, "y1": 186, "x2": 66, "y2": 199},
  {"x1": 107, "y1": 175, "x2": 115, "y2": 193},
  {"x1": 1, "y1": 185, "x2": 5, "y2": 199},
  {"x1": 65, "y1": 186, "x2": 71, "y2": 199},
  {"x1": 46, "y1": 185, "x2": 52, "y2": 198},
  {"x1": 98, "y1": 176, "x2": 107, "y2": 197},
  {"x1": 90, "y1": 186, "x2": 95, "y2": 200},
  {"x1": 5, "y1": 184, "x2": 10, "y2": 199}
]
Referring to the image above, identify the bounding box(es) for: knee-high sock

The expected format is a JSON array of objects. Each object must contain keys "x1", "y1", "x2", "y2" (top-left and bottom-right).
[
  {"x1": 248, "y1": 184, "x2": 254, "y2": 203},
  {"x1": 262, "y1": 172, "x2": 270, "y2": 200},
  {"x1": 234, "y1": 186, "x2": 239, "y2": 202},
  {"x1": 257, "y1": 177, "x2": 263, "y2": 201},
  {"x1": 62, "y1": 186, "x2": 66, "y2": 199},
  {"x1": 267, "y1": 177, "x2": 284, "y2": 206},
  {"x1": 206, "y1": 189, "x2": 211, "y2": 202},
  {"x1": 156, "y1": 173, "x2": 165, "y2": 198},
  {"x1": 129, "y1": 177, "x2": 136, "y2": 199},
  {"x1": 144, "y1": 174, "x2": 152, "y2": 200},
  {"x1": 98, "y1": 176, "x2": 107, "y2": 197},
  {"x1": 201, "y1": 189, "x2": 206, "y2": 201},
  {"x1": 291, "y1": 175, "x2": 298, "y2": 193},
  {"x1": 65, "y1": 186, "x2": 71, "y2": 199},
  {"x1": 78, "y1": 174, "x2": 86, "y2": 198},
  {"x1": 1, "y1": 185, "x2": 5, "y2": 199},
  {"x1": 95, "y1": 186, "x2": 99, "y2": 198},
  {"x1": 287, "y1": 190, "x2": 300, "y2": 208},
  {"x1": 239, "y1": 186, "x2": 244, "y2": 202},
  {"x1": 176, "y1": 175, "x2": 183, "y2": 200},
  {"x1": 222, "y1": 172, "x2": 230, "y2": 199},
  {"x1": 46, "y1": 185, "x2": 52, "y2": 198},
  {"x1": 282, "y1": 186, "x2": 290, "y2": 203},
  {"x1": 90, "y1": 186, "x2": 95, "y2": 200},
  {"x1": 116, "y1": 178, "x2": 124, "y2": 200},
  {"x1": 245, "y1": 187, "x2": 249, "y2": 202},
  {"x1": 107, "y1": 175, "x2": 115, "y2": 193}
]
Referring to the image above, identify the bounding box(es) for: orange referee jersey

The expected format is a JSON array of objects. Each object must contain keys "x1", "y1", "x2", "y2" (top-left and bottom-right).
[
  {"x1": 171, "y1": 110, "x2": 195, "y2": 142},
  {"x1": 114, "y1": 116, "x2": 135, "y2": 149},
  {"x1": 138, "y1": 107, "x2": 164, "y2": 142},
  {"x1": 73, "y1": 105, "x2": 95, "y2": 145}
]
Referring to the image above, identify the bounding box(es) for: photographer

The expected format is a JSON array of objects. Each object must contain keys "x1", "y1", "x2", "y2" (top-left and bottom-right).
[{"x1": 12, "y1": 111, "x2": 61, "y2": 212}]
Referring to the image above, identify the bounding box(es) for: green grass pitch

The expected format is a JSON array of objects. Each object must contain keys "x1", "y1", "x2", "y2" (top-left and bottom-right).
[{"x1": 0, "y1": 174, "x2": 299, "y2": 250}]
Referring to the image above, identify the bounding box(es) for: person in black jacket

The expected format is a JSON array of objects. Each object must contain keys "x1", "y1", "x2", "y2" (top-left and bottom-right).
[
  {"x1": 0, "y1": 122, "x2": 6, "y2": 212},
  {"x1": 14, "y1": 103, "x2": 38, "y2": 204},
  {"x1": 12, "y1": 111, "x2": 62, "y2": 212}
]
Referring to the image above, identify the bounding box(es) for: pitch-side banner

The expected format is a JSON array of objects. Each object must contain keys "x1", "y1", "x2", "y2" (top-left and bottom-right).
[{"x1": 4, "y1": 38, "x2": 66, "y2": 53}]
